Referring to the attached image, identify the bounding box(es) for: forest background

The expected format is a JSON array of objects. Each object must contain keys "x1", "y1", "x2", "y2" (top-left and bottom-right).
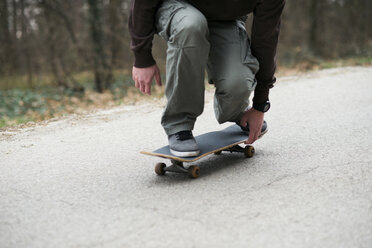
[{"x1": 0, "y1": 0, "x2": 371, "y2": 128}]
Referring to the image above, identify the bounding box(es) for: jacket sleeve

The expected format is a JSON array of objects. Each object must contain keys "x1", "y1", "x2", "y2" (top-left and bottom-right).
[
  {"x1": 251, "y1": 0, "x2": 285, "y2": 104},
  {"x1": 128, "y1": 0, "x2": 162, "y2": 68}
]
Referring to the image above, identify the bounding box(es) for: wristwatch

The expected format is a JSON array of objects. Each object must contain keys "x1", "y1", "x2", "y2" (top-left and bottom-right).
[{"x1": 253, "y1": 100, "x2": 271, "y2": 113}]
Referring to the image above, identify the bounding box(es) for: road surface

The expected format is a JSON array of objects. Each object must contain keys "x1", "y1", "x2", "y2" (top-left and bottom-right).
[{"x1": 1, "y1": 67, "x2": 372, "y2": 248}]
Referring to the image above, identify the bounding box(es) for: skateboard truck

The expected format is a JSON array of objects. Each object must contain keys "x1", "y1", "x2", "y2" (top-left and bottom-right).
[
  {"x1": 154, "y1": 145, "x2": 254, "y2": 179},
  {"x1": 155, "y1": 160, "x2": 200, "y2": 179}
]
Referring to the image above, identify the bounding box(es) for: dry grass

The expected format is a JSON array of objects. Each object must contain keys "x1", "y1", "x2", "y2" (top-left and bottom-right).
[{"x1": 1, "y1": 57, "x2": 371, "y2": 129}]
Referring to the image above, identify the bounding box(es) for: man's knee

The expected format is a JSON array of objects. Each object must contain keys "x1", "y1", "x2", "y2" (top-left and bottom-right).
[
  {"x1": 172, "y1": 12, "x2": 208, "y2": 46},
  {"x1": 218, "y1": 74, "x2": 255, "y2": 100},
  {"x1": 214, "y1": 75, "x2": 254, "y2": 124}
]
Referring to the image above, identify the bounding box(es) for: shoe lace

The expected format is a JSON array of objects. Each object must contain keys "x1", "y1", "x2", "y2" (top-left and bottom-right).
[{"x1": 175, "y1": 131, "x2": 193, "y2": 141}]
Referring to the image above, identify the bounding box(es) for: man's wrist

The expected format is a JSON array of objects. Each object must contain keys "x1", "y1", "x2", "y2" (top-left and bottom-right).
[
  {"x1": 253, "y1": 83, "x2": 271, "y2": 112},
  {"x1": 133, "y1": 50, "x2": 156, "y2": 68},
  {"x1": 253, "y1": 86, "x2": 270, "y2": 103},
  {"x1": 253, "y1": 100, "x2": 271, "y2": 113}
]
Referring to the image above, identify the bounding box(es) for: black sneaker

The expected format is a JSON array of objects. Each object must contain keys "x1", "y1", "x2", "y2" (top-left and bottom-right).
[
  {"x1": 237, "y1": 120, "x2": 268, "y2": 138},
  {"x1": 168, "y1": 130, "x2": 200, "y2": 157}
]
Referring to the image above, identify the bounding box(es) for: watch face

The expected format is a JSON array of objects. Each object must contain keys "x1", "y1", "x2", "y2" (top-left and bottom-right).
[{"x1": 253, "y1": 101, "x2": 270, "y2": 112}]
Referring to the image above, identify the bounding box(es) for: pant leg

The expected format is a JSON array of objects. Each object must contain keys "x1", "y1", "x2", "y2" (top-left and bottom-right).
[
  {"x1": 207, "y1": 20, "x2": 260, "y2": 124},
  {"x1": 156, "y1": 0, "x2": 210, "y2": 135}
]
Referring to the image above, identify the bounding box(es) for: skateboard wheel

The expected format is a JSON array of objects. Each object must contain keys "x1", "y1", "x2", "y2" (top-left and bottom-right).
[
  {"x1": 244, "y1": 145, "x2": 255, "y2": 158},
  {"x1": 187, "y1": 165, "x2": 200, "y2": 179},
  {"x1": 155, "y1": 163, "x2": 166, "y2": 175},
  {"x1": 214, "y1": 151, "x2": 222, "y2": 155}
]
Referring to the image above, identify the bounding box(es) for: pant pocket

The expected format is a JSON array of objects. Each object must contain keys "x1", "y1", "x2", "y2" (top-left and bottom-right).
[
  {"x1": 156, "y1": 0, "x2": 186, "y2": 41},
  {"x1": 236, "y1": 20, "x2": 259, "y2": 75}
]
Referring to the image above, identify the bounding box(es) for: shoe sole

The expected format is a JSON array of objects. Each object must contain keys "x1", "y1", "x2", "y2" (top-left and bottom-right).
[
  {"x1": 258, "y1": 128, "x2": 268, "y2": 139},
  {"x1": 242, "y1": 128, "x2": 268, "y2": 139},
  {"x1": 169, "y1": 129, "x2": 267, "y2": 158},
  {"x1": 170, "y1": 149, "x2": 200, "y2": 157}
]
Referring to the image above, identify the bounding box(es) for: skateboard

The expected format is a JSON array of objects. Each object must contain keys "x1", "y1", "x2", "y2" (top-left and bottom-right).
[{"x1": 141, "y1": 124, "x2": 258, "y2": 178}]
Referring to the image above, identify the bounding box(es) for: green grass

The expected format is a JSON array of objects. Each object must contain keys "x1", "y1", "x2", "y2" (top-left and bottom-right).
[
  {"x1": 0, "y1": 119, "x2": 7, "y2": 128},
  {"x1": 354, "y1": 56, "x2": 372, "y2": 65},
  {"x1": 0, "y1": 70, "x2": 133, "y2": 91},
  {"x1": 0, "y1": 71, "x2": 136, "y2": 128}
]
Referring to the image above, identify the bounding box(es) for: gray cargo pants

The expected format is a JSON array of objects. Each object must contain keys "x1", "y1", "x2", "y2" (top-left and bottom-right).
[{"x1": 156, "y1": 0, "x2": 259, "y2": 135}]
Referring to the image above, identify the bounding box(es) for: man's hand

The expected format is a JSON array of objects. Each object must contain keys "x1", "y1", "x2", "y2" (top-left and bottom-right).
[
  {"x1": 132, "y1": 65, "x2": 162, "y2": 95},
  {"x1": 240, "y1": 108, "x2": 265, "y2": 144}
]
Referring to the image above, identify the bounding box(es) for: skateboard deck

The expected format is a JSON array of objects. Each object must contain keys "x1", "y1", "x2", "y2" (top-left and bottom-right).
[{"x1": 141, "y1": 124, "x2": 256, "y2": 178}]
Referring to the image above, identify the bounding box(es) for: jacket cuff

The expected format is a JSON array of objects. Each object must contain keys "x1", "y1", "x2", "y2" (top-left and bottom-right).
[
  {"x1": 253, "y1": 87, "x2": 270, "y2": 104},
  {"x1": 133, "y1": 50, "x2": 156, "y2": 68}
]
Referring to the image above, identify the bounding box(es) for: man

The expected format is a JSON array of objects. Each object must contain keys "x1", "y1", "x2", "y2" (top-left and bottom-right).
[{"x1": 129, "y1": 0, "x2": 285, "y2": 157}]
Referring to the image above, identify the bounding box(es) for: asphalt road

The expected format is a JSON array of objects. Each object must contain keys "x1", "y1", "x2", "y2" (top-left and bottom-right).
[{"x1": 1, "y1": 67, "x2": 372, "y2": 248}]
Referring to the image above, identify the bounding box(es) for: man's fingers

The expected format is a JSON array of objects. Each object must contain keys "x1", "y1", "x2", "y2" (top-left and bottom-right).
[
  {"x1": 240, "y1": 116, "x2": 248, "y2": 127},
  {"x1": 132, "y1": 65, "x2": 161, "y2": 95},
  {"x1": 145, "y1": 82, "x2": 151, "y2": 95},
  {"x1": 246, "y1": 135, "x2": 254, "y2": 144},
  {"x1": 246, "y1": 131, "x2": 256, "y2": 144},
  {"x1": 255, "y1": 126, "x2": 262, "y2": 139},
  {"x1": 139, "y1": 81, "x2": 146, "y2": 93},
  {"x1": 133, "y1": 75, "x2": 139, "y2": 88},
  {"x1": 245, "y1": 129, "x2": 260, "y2": 144}
]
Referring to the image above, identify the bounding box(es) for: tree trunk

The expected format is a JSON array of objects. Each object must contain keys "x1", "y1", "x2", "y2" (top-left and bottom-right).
[
  {"x1": 87, "y1": 0, "x2": 111, "y2": 92},
  {"x1": 0, "y1": 0, "x2": 12, "y2": 75},
  {"x1": 309, "y1": 0, "x2": 318, "y2": 56},
  {"x1": 43, "y1": 6, "x2": 67, "y2": 88},
  {"x1": 11, "y1": 0, "x2": 18, "y2": 73},
  {"x1": 20, "y1": 0, "x2": 33, "y2": 87},
  {"x1": 106, "y1": 0, "x2": 122, "y2": 87}
]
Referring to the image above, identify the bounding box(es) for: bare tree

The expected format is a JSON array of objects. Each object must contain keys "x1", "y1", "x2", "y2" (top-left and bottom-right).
[
  {"x1": 0, "y1": 0, "x2": 370, "y2": 91},
  {"x1": 0, "y1": 0, "x2": 12, "y2": 75},
  {"x1": 87, "y1": 0, "x2": 111, "y2": 92}
]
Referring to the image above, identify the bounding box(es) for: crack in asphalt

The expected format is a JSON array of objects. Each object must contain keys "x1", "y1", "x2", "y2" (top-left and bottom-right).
[
  {"x1": 8, "y1": 187, "x2": 75, "y2": 206},
  {"x1": 223, "y1": 161, "x2": 371, "y2": 197},
  {"x1": 136, "y1": 205, "x2": 205, "y2": 225}
]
